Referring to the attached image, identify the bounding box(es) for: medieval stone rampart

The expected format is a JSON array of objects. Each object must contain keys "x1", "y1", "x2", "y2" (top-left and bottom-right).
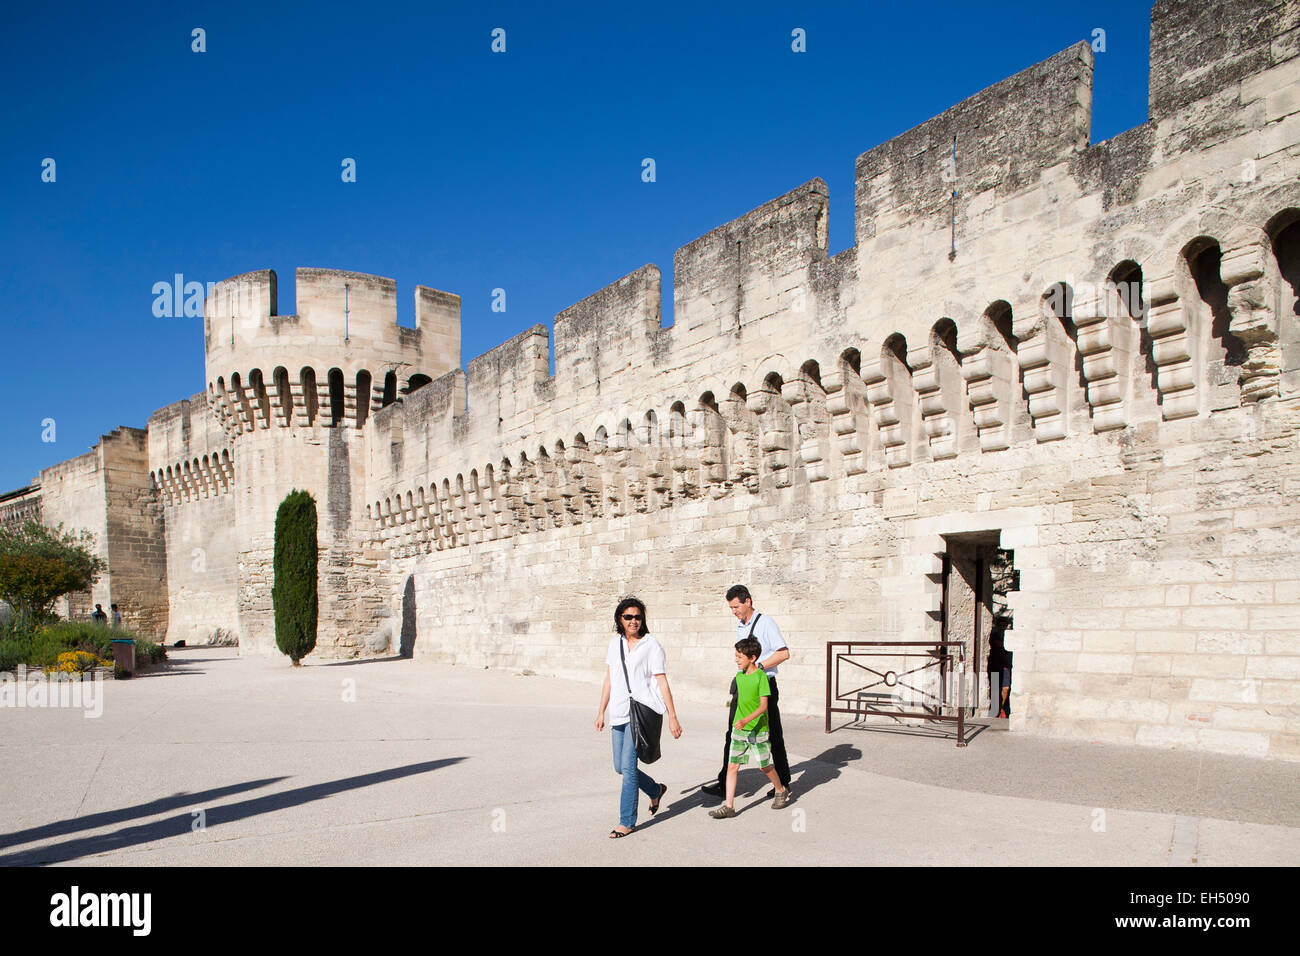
[
  {"x1": 7, "y1": 0, "x2": 1298, "y2": 760},
  {"x1": 357, "y1": 0, "x2": 1300, "y2": 758}
]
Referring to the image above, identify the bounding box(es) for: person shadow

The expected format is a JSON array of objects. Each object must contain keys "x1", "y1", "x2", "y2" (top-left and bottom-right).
[
  {"x1": 784, "y1": 743, "x2": 861, "y2": 797},
  {"x1": 644, "y1": 743, "x2": 862, "y2": 825}
]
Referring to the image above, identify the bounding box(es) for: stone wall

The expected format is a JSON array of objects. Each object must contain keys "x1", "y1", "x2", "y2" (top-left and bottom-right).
[
  {"x1": 148, "y1": 394, "x2": 238, "y2": 644},
  {"x1": 34, "y1": 447, "x2": 110, "y2": 622},
  {"x1": 30, "y1": 428, "x2": 165, "y2": 635},
  {"x1": 359, "y1": 0, "x2": 1300, "y2": 760},
  {"x1": 3, "y1": 0, "x2": 1295, "y2": 762},
  {"x1": 99, "y1": 427, "x2": 167, "y2": 638}
]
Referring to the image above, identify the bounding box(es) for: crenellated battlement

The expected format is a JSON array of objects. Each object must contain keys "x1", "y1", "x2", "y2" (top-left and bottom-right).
[{"x1": 202, "y1": 267, "x2": 462, "y2": 439}]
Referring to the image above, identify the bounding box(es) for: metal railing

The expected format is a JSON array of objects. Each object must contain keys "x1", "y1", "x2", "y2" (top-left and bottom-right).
[{"x1": 824, "y1": 640, "x2": 968, "y2": 747}]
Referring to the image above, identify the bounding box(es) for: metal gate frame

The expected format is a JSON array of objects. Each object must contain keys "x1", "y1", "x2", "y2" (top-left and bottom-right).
[{"x1": 824, "y1": 640, "x2": 968, "y2": 747}]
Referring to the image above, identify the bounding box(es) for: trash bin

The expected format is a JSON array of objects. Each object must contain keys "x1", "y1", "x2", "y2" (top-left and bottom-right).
[{"x1": 110, "y1": 638, "x2": 136, "y2": 678}]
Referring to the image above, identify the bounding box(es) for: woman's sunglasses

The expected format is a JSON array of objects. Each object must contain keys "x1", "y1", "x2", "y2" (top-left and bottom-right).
[{"x1": 621, "y1": 614, "x2": 642, "y2": 621}]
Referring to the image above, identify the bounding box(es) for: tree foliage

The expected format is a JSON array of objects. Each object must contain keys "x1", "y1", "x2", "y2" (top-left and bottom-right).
[
  {"x1": 0, "y1": 521, "x2": 106, "y2": 629},
  {"x1": 273, "y1": 490, "x2": 318, "y2": 665}
]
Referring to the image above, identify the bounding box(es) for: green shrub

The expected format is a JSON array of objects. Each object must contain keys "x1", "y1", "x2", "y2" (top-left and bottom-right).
[
  {"x1": 0, "y1": 638, "x2": 26, "y2": 672},
  {"x1": 0, "y1": 620, "x2": 158, "y2": 672},
  {"x1": 43, "y1": 621, "x2": 114, "y2": 658},
  {"x1": 26, "y1": 630, "x2": 68, "y2": 668},
  {"x1": 273, "y1": 490, "x2": 319, "y2": 666},
  {"x1": 134, "y1": 638, "x2": 166, "y2": 666}
]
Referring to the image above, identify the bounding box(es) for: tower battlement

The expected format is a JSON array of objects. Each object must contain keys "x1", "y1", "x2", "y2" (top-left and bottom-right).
[{"x1": 203, "y1": 267, "x2": 461, "y2": 437}]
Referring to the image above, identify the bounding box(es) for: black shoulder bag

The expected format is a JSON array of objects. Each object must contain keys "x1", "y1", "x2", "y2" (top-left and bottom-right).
[{"x1": 618, "y1": 637, "x2": 663, "y2": 764}]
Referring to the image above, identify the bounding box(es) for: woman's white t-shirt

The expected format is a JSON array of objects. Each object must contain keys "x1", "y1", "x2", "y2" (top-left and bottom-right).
[{"x1": 605, "y1": 634, "x2": 667, "y2": 725}]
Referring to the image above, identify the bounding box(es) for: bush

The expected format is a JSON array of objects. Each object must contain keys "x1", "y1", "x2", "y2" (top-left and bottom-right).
[
  {"x1": 0, "y1": 619, "x2": 159, "y2": 673},
  {"x1": 42, "y1": 621, "x2": 113, "y2": 658},
  {"x1": 51, "y1": 650, "x2": 107, "y2": 675},
  {"x1": 0, "y1": 522, "x2": 107, "y2": 629},
  {"x1": 26, "y1": 630, "x2": 70, "y2": 668},
  {"x1": 273, "y1": 490, "x2": 318, "y2": 665},
  {"x1": 0, "y1": 638, "x2": 25, "y2": 672},
  {"x1": 135, "y1": 638, "x2": 166, "y2": 666}
]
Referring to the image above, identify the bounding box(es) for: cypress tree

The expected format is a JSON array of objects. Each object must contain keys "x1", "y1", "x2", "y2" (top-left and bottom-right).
[{"x1": 273, "y1": 489, "x2": 318, "y2": 665}]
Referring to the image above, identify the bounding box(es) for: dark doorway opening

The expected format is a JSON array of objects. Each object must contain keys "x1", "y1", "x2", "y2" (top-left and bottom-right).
[
  {"x1": 940, "y1": 532, "x2": 1017, "y2": 717},
  {"x1": 399, "y1": 575, "x2": 417, "y2": 658}
]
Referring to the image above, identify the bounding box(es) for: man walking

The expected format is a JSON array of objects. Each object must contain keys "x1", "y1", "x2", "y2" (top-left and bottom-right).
[{"x1": 701, "y1": 585, "x2": 793, "y2": 800}]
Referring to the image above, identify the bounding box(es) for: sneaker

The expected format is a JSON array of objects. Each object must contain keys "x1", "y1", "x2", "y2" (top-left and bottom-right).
[
  {"x1": 700, "y1": 782, "x2": 725, "y2": 798},
  {"x1": 771, "y1": 788, "x2": 792, "y2": 810},
  {"x1": 709, "y1": 805, "x2": 737, "y2": 819},
  {"x1": 766, "y1": 784, "x2": 793, "y2": 798}
]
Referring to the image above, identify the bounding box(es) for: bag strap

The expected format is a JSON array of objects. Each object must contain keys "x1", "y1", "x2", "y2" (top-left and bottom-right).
[
  {"x1": 617, "y1": 636, "x2": 633, "y2": 695},
  {"x1": 746, "y1": 613, "x2": 762, "y2": 642}
]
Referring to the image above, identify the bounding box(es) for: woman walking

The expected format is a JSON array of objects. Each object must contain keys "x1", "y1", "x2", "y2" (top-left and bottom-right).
[{"x1": 595, "y1": 596, "x2": 683, "y2": 838}]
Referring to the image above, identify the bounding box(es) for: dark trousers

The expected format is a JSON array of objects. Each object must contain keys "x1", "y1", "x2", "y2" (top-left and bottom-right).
[{"x1": 717, "y1": 675, "x2": 791, "y2": 788}]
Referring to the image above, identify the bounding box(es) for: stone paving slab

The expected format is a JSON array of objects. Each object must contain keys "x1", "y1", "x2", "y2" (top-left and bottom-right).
[{"x1": 0, "y1": 648, "x2": 1296, "y2": 867}]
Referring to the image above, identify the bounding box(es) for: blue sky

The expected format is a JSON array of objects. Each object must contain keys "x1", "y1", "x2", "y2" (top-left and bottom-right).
[{"x1": 0, "y1": 1, "x2": 1152, "y2": 491}]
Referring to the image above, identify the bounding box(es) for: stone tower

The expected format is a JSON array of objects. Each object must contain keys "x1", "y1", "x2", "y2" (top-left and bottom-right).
[{"x1": 203, "y1": 268, "x2": 460, "y2": 655}]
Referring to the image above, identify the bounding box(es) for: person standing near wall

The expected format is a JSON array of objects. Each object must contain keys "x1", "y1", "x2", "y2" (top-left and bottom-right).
[
  {"x1": 594, "y1": 596, "x2": 684, "y2": 838},
  {"x1": 987, "y1": 623, "x2": 1012, "y2": 718},
  {"x1": 701, "y1": 585, "x2": 793, "y2": 801}
]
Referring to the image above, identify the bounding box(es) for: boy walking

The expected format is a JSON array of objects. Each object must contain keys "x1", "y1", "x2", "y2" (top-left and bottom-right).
[{"x1": 709, "y1": 637, "x2": 791, "y2": 818}]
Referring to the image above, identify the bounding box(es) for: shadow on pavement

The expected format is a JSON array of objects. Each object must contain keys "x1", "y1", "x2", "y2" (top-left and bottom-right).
[
  {"x1": 664, "y1": 743, "x2": 867, "y2": 823},
  {"x1": 314, "y1": 655, "x2": 409, "y2": 667},
  {"x1": 0, "y1": 777, "x2": 288, "y2": 852},
  {"x1": 0, "y1": 758, "x2": 466, "y2": 866},
  {"x1": 786, "y1": 743, "x2": 863, "y2": 798},
  {"x1": 130, "y1": 661, "x2": 208, "y2": 679}
]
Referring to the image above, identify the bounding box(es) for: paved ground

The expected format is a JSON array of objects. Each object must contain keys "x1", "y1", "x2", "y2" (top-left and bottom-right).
[{"x1": 1, "y1": 647, "x2": 1297, "y2": 866}]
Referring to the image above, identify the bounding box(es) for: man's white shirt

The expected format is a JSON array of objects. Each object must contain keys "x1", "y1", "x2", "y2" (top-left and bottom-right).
[{"x1": 736, "y1": 612, "x2": 787, "y2": 677}]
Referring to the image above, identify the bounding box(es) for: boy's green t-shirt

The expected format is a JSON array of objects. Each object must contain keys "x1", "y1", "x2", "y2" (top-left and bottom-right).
[{"x1": 734, "y1": 668, "x2": 771, "y2": 732}]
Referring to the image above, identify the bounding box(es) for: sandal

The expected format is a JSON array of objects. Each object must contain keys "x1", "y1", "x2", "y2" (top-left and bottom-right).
[
  {"x1": 609, "y1": 826, "x2": 634, "y2": 838},
  {"x1": 649, "y1": 784, "x2": 668, "y2": 815}
]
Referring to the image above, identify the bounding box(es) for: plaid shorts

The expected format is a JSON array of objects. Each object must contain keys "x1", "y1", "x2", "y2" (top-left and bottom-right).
[{"x1": 729, "y1": 729, "x2": 771, "y2": 767}]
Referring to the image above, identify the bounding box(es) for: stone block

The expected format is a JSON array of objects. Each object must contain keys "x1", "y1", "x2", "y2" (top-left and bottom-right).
[
  {"x1": 1134, "y1": 654, "x2": 1174, "y2": 676},
  {"x1": 1190, "y1": 582, "x2": 1273, "y2": 605},
  {"x1": 1135, "y1": 725, "x2": 1200, "y2": 749},
  {"x1": 1081, "y1": 630, "x2": 1136, "y2": 653},
  {"x1": 1250, "y1": 606, "x2": 1300, "y2": 630},
  {"x1": 1135, "y1": 631, "x2": 1195, "y2": 654},
  {"x1": 1195, "y1": 729, "x2": 1271, "y2": 758},
  {"x1": 1124, "y1": 608, "x2": 1182, "y2": 628},
  {"x1": 1188, "y1": 678, "x2": 1260, "y2": 703},
  {"x1": 1211, "y1": 707, "x2": 1292, "y2": 733},
  {"x1": 1246, "y1": 656, "x2": 1300, "y2": 680},
  {"x1": 1076, "y1": 653, "x2": 1134, "y2": 674},
  {"x1": 1183, "y1": 606, "x2": 1246, "y2": 629},
  {"x1": 1195, "y1": 631, "x2": 1265, "y2": 655},
  {"x1": 1171, "y1": 653, "x2": 1247, "y2": 678}
]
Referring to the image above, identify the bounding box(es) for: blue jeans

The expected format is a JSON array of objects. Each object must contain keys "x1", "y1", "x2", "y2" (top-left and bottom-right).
[{"x1": 611, "y1": 722, "x2": 660, "y2": 829}]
